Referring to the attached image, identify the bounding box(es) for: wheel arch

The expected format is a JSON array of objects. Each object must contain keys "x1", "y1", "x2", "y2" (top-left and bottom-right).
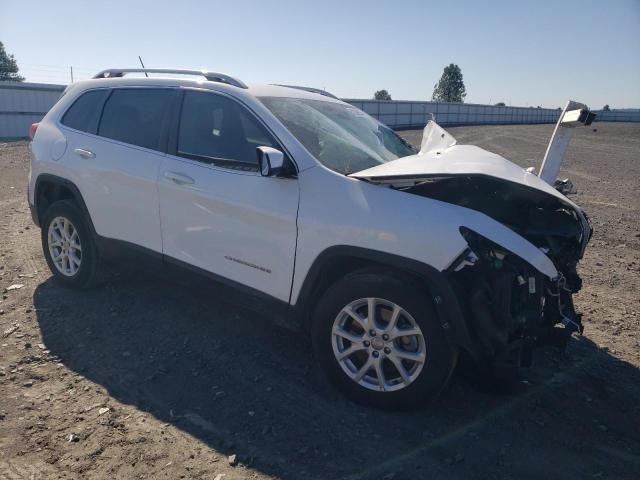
[
  {"x1": 34, "y1": 174, "x2": 96, "y2": 236},
  {"x1": 290, "y1": 246, "x2": 476, "y2": 355}
]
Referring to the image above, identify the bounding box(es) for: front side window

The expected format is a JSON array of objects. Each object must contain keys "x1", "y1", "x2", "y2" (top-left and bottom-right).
[
  {"x1": 259, "y1": 97, "x2": 416, "y2": 175},
  {"x1": 98, "y1": 89, "x2": 174, "y2": 151},
  {"x1": 177, "y1": 90, "x2": 277, "y2": 170},
  {"x1": 61, "y1": 89, "x2": 109, "y2": 134}
]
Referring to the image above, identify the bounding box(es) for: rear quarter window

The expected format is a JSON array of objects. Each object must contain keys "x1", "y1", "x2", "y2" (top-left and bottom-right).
[{"x1": 60, "y1": 89, "x2": 109, "y2": 134}]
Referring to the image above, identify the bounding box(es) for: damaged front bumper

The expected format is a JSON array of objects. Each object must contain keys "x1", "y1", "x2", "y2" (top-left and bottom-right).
[{"x1": 446, "y1": 226, "x2": 589, "y2": 377}]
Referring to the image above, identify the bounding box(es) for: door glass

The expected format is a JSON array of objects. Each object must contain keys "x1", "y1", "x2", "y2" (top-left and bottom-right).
[
  {"x1": 98, "y1": 89, "x2": 174, "y2": 151},
  {"x1": 178, "y1": 91, "x2": 277, "y2": 170}
]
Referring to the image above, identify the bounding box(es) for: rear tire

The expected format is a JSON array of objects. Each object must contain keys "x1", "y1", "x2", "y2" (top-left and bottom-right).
[
  {"x1": 41, "y1": 200, "x2": 100, "y2": 289},
  {"x1": 312, "y1": 270, "x2": 457, "y2": 410}
]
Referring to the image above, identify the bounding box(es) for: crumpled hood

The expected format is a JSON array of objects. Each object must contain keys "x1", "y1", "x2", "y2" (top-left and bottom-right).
[{"x1": 349, "y1": 144, "x2": 578, "y2": 209}]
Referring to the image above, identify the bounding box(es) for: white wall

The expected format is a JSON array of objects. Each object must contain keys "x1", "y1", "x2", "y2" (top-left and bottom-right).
[
  {"x1": 0, "y1": 82, "x2": 65, "y2": 139},
  {"x1": 1, "y1": 82, "x2": 638, "y2": 139}
]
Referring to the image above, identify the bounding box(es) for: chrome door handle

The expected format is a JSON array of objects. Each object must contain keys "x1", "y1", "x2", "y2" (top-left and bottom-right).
[
  {"x1": 164, "y1": 171, "x2": 195, "y2": 185},
  {"x1": 73, "y1": 148, "x2": 95, "y2": 159}
]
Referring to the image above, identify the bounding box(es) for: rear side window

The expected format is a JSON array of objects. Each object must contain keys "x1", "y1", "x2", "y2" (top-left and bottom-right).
[
  {"x1": 177, "y1": 90, "x2": 278, "y2": 170},
  {"x1": 61, "y1": 89, "x2": 108, "y2": 134},
  {"x1": 98, "y1": 89, "x2": 174, "y2": 151}
]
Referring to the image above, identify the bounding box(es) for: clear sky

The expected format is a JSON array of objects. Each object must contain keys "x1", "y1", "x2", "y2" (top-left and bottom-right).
[{"x1": 1, "y1": 0, "x2": 639, "y2": 108}]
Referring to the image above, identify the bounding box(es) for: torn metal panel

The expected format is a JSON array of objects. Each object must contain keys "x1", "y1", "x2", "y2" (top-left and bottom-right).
[
  {"x1": 539, "y1": 100, "x2": 596, "y2": 185},
  {"x1": 418, "y1": 120, "x2": 457, "y2": 154}
]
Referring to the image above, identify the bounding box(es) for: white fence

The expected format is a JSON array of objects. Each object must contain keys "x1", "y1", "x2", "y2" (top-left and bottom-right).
[
  {"x1": 344, "y1": 99, "x2": 561, "y2": 128},
  {"x1": 344, "y1": 99, "x2": 640, "y2": 128},
  {"x1": 0, "y1": 82, "x2": 65, "y2": 139},
  {"x1": 1, "y1": 82, "x2": 638, "y2": 139}
]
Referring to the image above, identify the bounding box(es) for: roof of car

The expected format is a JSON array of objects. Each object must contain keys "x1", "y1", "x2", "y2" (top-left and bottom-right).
[
  {"x1": 76, "y1": 69, "x2": 344, "y2": 104},
  {"x1": 247, "y1": 83, "x2": 342, "y2": 102}
]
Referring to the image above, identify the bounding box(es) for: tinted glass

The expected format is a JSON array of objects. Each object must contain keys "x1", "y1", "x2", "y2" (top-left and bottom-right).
[
  {"x1": 61, "y1": 89, "x2": 108, "y2": 134},
  {"x1": 98, "y1": 89, "x2": 174, "y2": 151},
  {"x1": 178, "y1": 91, "x2": 277, "y2": 169}
]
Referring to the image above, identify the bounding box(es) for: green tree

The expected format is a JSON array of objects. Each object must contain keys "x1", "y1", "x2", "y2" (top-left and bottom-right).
[
  {"x1": 374, "y1": 89, "x2": 391, "y2": 100},
  {"x1": 432, "y1": 63, "x2": 466, "y2": 102},
  {"x1": 603, "y1": 104, "x2": 611, "y2": 111},
  {"x1": 0, "y1": 41, "x2": 25, "y2": 82}
]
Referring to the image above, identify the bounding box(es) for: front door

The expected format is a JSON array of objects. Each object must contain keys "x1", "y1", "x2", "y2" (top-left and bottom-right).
[{"x1": 158, "y1": 89, "x2": 299, "y2": 302}]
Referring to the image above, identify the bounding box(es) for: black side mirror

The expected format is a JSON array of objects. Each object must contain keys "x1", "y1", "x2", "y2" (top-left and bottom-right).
[{"x1": 256, "y1": 146, "x2": 285, "y2": 177}]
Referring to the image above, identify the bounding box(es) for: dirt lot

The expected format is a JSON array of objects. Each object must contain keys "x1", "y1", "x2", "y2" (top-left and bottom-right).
[{"x1": 1, "y1": 123, "x2": 639, "y2": 479}]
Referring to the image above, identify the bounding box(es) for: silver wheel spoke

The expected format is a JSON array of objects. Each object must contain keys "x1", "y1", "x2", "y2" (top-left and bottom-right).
[
  {"x1": 383, "y1": 304, "x2": 402, "y2": 333},
  {"x1": 374, "y1": 358, "x2": 386, "y2": 391},
  {"x1": 367, "y1": 298, "x2": 376, "y2": 326},
  {"x1": 332, "y1": 325, "x2": 363, "y2": 344},
  {"x1": 392, "y1": 349, "x2": 425, "y2": 363},
  {"x1": 336, "y1": 343, "x2": 366, "y2": 361},
  {"x1": 69, "y1": 253, "x2": 81, "y2": 268},
  {"x1": 390, "y1": 326, "x2": 422, "y2": 340},
  {"x1": 354, "y1": 356, "x2": 374, "y2": 382},
  {"x1": 342, "y1": 305, "x2": 368, "y2": 330},
  {"x1": 70, "y1": 232, "x2": 82, "y2": 251},
  {"x1": 63, "y1": 219, "x2": 72, "y2": 240},
  {"x1": 387, "y1": 354, "x2": 410, "y2": 384}
]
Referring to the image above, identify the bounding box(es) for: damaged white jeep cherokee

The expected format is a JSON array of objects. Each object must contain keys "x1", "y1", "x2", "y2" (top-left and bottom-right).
[{"x1": 28, "y1": 69, "x2": 593, "y2": 409}]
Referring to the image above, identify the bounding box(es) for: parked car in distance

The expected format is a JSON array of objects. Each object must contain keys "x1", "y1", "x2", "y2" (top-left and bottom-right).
[{"x1": 28, "y1": 68, "x2": 592, "y2": 409}]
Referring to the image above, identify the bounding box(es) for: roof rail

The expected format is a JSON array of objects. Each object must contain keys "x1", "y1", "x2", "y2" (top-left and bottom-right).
[
  {"x1": 93, "y1": 69, "x2": 248, "y2": 89},
  {"x1": 274, "y1": 84, "x2": 339, "y2": 100}
]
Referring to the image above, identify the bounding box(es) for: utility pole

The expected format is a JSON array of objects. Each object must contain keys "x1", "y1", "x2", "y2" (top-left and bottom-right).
[{"x1": 70, "y1": 66, "x2": 74, "y2": 83}]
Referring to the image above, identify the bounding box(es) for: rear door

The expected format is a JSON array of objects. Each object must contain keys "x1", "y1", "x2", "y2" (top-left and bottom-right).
[
  {"x1": 60, "y1": 87, "x2": 175, "y2": 253},
  {"x1": 158, "y1": 89, "x2": 299, "y2": 302}
]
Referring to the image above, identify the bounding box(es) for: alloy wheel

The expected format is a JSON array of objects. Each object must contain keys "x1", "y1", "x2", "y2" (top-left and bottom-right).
[
  {"x1": 47, "y1": 216, "x2": 82, "y2": 277},
  {"x1": 331, "y1": 297, "x2": 426, "y2": 392}
]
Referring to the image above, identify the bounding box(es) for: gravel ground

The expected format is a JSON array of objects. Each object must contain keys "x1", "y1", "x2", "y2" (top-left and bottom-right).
[{"x1": 0, "y1": 123, "x2": 639, "y2": 479}]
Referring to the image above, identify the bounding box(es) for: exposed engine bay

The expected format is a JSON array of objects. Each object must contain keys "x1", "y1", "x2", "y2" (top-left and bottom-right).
[{"x1": 404, "y1": 175, "x2": 592, "y2": 376}]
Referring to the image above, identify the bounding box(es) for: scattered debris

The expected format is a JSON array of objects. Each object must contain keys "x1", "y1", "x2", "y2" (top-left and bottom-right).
[
  {"x1": 5, "y1": 284, "x2": 24, "y2": 292},
  {"x1": 3, "y1": 324, "x2": 18, "y2": 338},
  {"x1": 213, "y1": 474, "x2": 226, "y2": 480},
  {"x1": 554, "y1": 178, "x2": 578, "y2": 195},
  {"x1": 228, "y1": 454, "x2": 238, "y2": 466},
  {"x1": 98, "y1": 407, "x2": 110, "y2": 416},
  {"x1": 84, "y1": 403, "x2": 103, "y2": 413},
  {"x1": 67, "y1": 433, "x2": 80, "y2": 443}
]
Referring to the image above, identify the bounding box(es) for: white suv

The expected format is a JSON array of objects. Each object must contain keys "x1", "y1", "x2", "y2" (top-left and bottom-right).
[{"x1": 28, "y1": 69, "x2": 592, "y2": 409}]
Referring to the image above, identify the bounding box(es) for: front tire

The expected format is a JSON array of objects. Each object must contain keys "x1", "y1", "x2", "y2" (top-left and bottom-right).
[
  {"x1": 312, "y1": 270, "x2": 457, "y2": 410},
  {"x1": 41, "y1": 200, "x2": 99, "y2": 289}
]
